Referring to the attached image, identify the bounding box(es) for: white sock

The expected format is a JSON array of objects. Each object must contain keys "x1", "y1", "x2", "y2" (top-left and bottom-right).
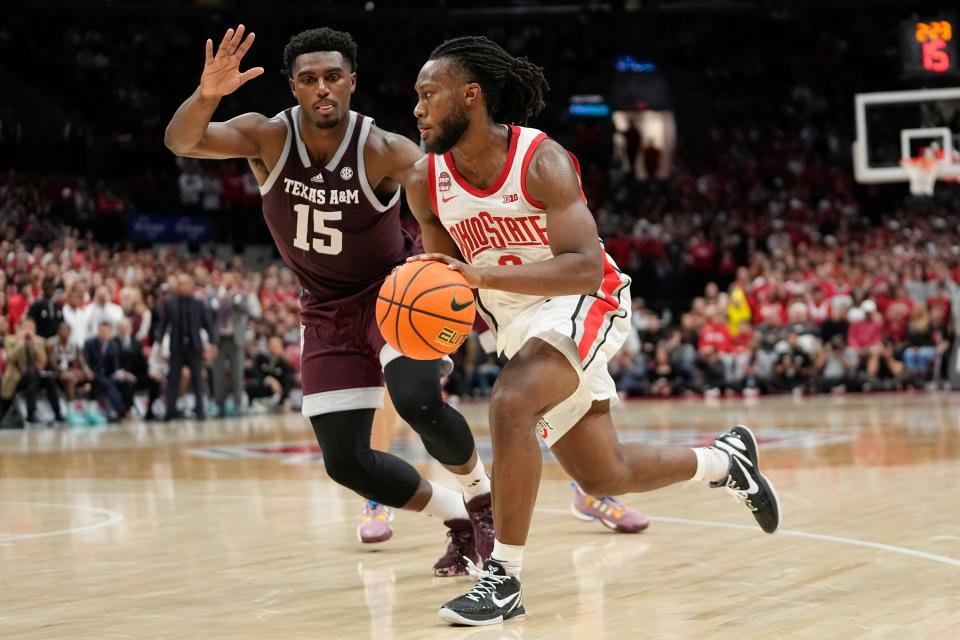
[
  {"x1": 692, "y1": 447, "x2": 730, "y2": 483},
  {"x1": 454, "y1": 456, "x2": 491, "y2": 500},
  {"x1": 421, "y1": 482, "x2": 469, "y2": 522},
  {"x1": 491, "y1": 539, "x2": 524, "y2": 577}
]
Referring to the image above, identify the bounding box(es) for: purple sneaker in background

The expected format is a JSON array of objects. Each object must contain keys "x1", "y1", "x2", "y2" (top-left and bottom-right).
[
  {"x1": 358, "y1": 500, "x2": 394, "y2": 544},
  {"x1": 465, "y1": 493, "x2": 494, "y2": 563},
  {"x1": 570, "y1": 482, "x2": 650, "y2": 533},
  {"x1": 433, "y1": 518, "x2": 476, "y2": 577}
]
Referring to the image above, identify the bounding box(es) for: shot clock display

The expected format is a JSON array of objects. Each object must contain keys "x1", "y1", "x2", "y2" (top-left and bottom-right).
[{"x1": 903, "y1": 17, "x2": 958, "y2": 77}]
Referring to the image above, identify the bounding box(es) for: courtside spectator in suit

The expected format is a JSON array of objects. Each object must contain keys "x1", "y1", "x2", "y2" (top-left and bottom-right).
[
  {"x1": 1, "y1": 318, "x2": 63, "y2": 424},
  {"x1": 155, "y1": 275, "x2": 218, "y2": 420},
  {"x1": 83, "y1": 321, "x2": 131, "y2": 422}
]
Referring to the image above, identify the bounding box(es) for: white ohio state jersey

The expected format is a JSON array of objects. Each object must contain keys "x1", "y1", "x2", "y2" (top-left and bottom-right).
[{"x1": 428, "y1": 125, "x2": 585, "y2": 329}]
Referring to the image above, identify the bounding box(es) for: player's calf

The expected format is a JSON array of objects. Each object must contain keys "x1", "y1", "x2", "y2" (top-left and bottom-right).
[{"x1": 568, "y1": 464, "x2": 631, "y2": 498}]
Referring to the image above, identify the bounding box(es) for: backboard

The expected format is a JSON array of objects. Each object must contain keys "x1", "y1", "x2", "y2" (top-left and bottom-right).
[{"x1": 852, "y1": 87, "x2": 960, "y2": 188}]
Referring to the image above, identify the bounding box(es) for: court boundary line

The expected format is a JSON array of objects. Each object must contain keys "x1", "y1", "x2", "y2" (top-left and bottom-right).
[
  {"x1": 536, "y1": 507, "x2": 960, "y2": 568},
  {"x1": 0, "y1": 501, "x2": 124, "y2": 543}
]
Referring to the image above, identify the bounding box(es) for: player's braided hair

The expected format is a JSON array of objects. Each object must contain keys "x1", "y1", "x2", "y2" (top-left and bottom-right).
[
  {"x1": 282, "y1": 27, "x2": 358, "y2": 77},
  {"x1": 429, "y1": 36, "x2": 548, "y2": 126}
]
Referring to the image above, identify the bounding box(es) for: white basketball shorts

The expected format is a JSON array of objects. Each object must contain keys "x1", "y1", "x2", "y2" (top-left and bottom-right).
[{"x1": 495, "y1": 271, "x2": 631, "y2": 448}]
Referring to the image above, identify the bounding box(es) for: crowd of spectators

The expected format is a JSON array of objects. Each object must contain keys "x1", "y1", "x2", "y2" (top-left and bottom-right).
[
  {"x1": 3, "y1": 172, "x2": 960, "y2": 427},
  {"x1": 0, "y1": 173, "x2": 299, "y2": 426},
  {"x1": 608, "y1": 247, "x2": 960, "y2": 400}
]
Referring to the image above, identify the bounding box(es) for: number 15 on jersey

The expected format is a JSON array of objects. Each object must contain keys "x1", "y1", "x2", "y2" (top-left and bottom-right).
[{"x1": 293, "y1": 204, "x2": 342, "y2": 255}]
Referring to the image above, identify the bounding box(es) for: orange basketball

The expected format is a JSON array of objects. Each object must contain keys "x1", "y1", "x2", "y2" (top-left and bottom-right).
[{"x1": 377, "y1": 261, "x2": 476, "y2": 360}]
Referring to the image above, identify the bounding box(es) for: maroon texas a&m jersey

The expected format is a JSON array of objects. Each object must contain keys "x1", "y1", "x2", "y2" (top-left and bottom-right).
[{"x1": 259, "y1": 107, "x2": 407, "y2": 306}]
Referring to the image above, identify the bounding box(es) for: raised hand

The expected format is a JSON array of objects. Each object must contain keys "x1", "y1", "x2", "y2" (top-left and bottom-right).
[{"x1": 199, "y1": 24, "x2": 264, "y2": 100}]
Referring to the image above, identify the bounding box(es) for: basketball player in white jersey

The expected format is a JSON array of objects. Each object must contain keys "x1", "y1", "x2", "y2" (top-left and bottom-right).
[{"x1": 399, "y1": 37, "x2": 781, "y2": 625}]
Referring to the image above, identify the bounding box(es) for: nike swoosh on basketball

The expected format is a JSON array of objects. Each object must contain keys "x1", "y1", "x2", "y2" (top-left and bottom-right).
[
  {"x1": 733, "y1": 457, "x2": 760, "y2": 494},
  {"x1": 491, "y1": 591, "x2": 520, "y2": 608},
  {"x1": 441, "y1": 195, "x2": 458, "y2": 203},
  {"x1": 450, "y1": 297, "x2": 474, "y2": 312}
]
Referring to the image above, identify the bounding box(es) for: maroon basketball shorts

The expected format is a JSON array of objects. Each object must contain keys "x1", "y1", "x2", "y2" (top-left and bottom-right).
[{"x1": 298, "y1": 284, "x2": 451, "y2": 417}]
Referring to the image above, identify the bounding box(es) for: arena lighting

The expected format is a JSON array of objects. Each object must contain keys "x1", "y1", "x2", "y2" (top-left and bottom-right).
[
  {"x1": 615, "y1": 55, "x2": 657, "y2": 73},
  {"x1": 570, "y1": 94, "x2": 611, "y2": 117},
  {"x1": 570, "y1": 103, "x2": 611, "y2": 117}
]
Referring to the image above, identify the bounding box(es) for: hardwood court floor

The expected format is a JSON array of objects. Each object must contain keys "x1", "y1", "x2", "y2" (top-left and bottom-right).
[{"x1": 2, "y1": 393, "x2": 959, "y2": 639}]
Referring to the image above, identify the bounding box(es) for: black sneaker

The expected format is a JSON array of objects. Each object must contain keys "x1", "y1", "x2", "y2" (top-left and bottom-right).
[
  {"x1": 438, "y1": 559, "x2": 525, "y2": 626},
  {"x1": 710, "y1": 425, "x2": 781, "y2": 534}
]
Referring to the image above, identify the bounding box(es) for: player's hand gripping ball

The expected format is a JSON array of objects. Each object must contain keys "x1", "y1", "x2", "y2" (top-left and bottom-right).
[{"x1": 377, "y1": 261, "x2": 476, "y2": 360}]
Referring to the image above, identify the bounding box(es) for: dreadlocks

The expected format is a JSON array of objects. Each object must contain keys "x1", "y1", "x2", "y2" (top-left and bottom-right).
[{"x1": 428, "y1": 36, "x2": 549, "y2": 126}]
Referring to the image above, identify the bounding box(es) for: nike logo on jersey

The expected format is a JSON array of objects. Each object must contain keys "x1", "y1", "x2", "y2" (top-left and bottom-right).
[
  {"x1": 491, "y1": 591, "x2": 521, "y2": 609},
  {"x1": 441, "y1": 195, "x2": 458, "y2": 203},
  {"x1": 450, "y1": 297, "x2": 474, "y2": 312}
]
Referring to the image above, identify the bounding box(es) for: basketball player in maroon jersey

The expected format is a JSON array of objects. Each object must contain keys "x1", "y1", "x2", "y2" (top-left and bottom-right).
[
  {"x1": 400, "y1": 37, "x2": 781, "y2": 625},
  {"x1": 164, "y1": 26, "x2": 493, "y2": 576}
]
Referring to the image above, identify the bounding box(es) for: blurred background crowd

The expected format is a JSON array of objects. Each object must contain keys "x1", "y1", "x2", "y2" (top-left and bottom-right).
[{"x1": 1, "y1": 0, "x2": 959, "y2": 425}]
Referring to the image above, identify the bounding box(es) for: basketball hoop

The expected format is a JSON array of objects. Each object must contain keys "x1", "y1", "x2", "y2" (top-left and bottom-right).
[{"x1": 900, "y1": 155, "x2": 941, "y2": 196}]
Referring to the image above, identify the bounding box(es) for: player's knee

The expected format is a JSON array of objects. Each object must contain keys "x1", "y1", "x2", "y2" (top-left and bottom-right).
[
  {"x1": 490, "y1": 383, "x2": 544, "y2": 420},
  {"x1": 321, "y1": 454, "x2": 362, "y2": 490},
  {"x1": 392, "y1": 391, "x2": 444, "y2": 429},
  {"x1": 323, "y1": 450, "x2": 375, "y2": 493},
  {"x1": 489, "y1": 384, "x2": 544, "y2": 432}
]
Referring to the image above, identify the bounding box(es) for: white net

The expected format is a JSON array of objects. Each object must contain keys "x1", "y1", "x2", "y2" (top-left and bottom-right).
[{"x1": 900, "y1": 156, "x2": 940, "y2": 196}]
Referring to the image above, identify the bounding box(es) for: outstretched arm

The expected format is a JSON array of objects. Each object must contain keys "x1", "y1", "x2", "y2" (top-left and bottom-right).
[
  {"x1": 164, "y1": 25, "x2": 269, "y2": 159},
  {"x1": 366, "y1": 128, "x2": 426, "y2": 200},
  {"x1": 410, "y1": 140, "x2": 603, "y2": 296}
]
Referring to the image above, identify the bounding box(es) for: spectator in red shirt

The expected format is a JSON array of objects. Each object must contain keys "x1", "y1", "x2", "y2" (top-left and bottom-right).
[
  {"x1": 758, "y1": 297, "x2": 786, "y2": 328},
  {"x1": 884, "y1": 298, "x2": 911, "y2": 346},
  {"x1": 847, "y1": 301, "x2": 884, "y2": 356},
  {"x1": 729, "y1": 321, "x2": 753, "y2": 352},
  {"x1": 688, "y1": 234, "x2": 715, "y2": 271},
  {"x1": 698, "y1": 311, "x2": 732, "y2": 354},
  {"x1": 7, "y1": 281, "x2": 30, "y2": 330}
]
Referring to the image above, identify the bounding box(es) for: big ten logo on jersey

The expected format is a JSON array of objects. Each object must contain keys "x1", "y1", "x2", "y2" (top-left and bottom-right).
[
  {"x1": 438, "y1": 171, "x2": 452, "y2": 193},
  {"x1": 434, "y1": 326, "x2": 468, "y2": 349},
  {"x1": 282, "y1": 177, "x2": 358, "y2": 206},
  {"x1": 448, "y1": 211, "x2": 549, "y2": 262}
]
